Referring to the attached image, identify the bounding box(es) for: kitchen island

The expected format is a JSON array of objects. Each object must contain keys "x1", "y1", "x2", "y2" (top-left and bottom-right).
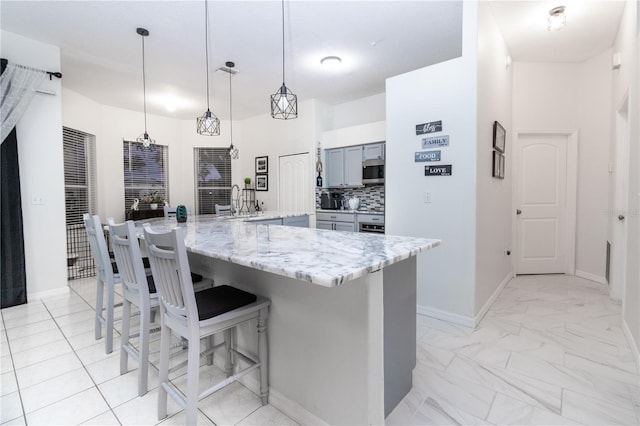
[{"x1": 143, "y1": 214, "x2": 440, "y2": 425}]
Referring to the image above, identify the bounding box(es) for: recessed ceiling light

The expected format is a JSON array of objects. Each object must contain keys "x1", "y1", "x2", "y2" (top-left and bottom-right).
[
  {"x1": 548, "y1": 6, "x2": 566, "y2": 32},
  {"x1": 320, "y1": 56, "x2": 342, "y2": 70}
]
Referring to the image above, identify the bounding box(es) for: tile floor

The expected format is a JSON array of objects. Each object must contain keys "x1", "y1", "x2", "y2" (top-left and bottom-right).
[{"x1": 1, "y1": 274, "x2": 639, "y2": 425}]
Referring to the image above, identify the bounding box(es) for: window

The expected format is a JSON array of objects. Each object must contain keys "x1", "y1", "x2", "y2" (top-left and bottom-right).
[
  {"x1": 63, "y1": 127, "x2": 97, "y2": 279},
  {"x1": 123, "y1": 141, "x2": 168, "y2": 209},
  {"x1": 195, "y1": 148, "x2": 232, "y2": 214}
]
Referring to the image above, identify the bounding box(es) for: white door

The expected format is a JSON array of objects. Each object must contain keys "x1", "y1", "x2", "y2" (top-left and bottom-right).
[
  {"x1": 278, "y1": 153, "x2": 311, "y2": 213},
  {"x1": 516, "y1": 134, "x2": 568, "y2": 274},
  {"x1": 608, "y1": 97, "x2": 629, "y2": 300}
]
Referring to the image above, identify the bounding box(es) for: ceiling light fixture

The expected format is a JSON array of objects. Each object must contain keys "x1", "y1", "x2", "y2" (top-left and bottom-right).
[
  {"x1": 320, "y1": 56, "x2": 342, "y2": 69},
  {"x1": 226, "y1": 61, "x2": 239, "y2": 160},
  {"x1": 135, "y1": 27, "x2": 155, "y2": 148},
  {"x1": 196, "y1": 0, "x2": 220, "y2": 135},
  {"x1": 547, "y1": 6, "x2": 566, "y2": 32},
  {"x1": 270, "y1": 0, "x2": 297, "y2": 120}
]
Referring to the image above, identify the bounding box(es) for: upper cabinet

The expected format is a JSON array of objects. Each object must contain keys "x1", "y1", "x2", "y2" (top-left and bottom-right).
[
  {"x1": 325, "y1": 146, "x2": 363, "y2": 188},
  {"x1": 363, "y1": 143, "x2": 385, "y2": 160},
  {"x1": 326, "y1": 149, "x2": 345, "y2": 188},
  {"x1": 344, "y1": 146, "x2": 363, "y2": 186}
]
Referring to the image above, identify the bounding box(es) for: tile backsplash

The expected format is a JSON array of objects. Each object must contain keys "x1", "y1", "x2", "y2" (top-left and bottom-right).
[{"x1": 316, "y1": 185, "x2": 385, "y2": 212}]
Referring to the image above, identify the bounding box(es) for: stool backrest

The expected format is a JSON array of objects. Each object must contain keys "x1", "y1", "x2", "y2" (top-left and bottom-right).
[
  {"x1": 108, "y1": 219, "x2": 150, "y2": 302},
  {"x1": 83, "y1": 213, "x2": 113, "y2": 282},
  {"x1": 215, "y1": 204, "x2": 232, "y2": 216},
  {"x1": 143, "y1": 225, "x2": 197, "y2": 327}
]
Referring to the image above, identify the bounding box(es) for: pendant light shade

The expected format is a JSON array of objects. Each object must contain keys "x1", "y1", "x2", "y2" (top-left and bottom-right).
[
  {"x1": 270, "y1": 0, "x2": 297, "y2": 120},
  {"x1": 197, "y1": 0, "x2": 220, "y2": 135},
  {"x1": 135, "y1": 27, "x2": 155, "y2": 148},
  {"x1": 226, "y1": 61, "x2": 239, "y2": 159}
]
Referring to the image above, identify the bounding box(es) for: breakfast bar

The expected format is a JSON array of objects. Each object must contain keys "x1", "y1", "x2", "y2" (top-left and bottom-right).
[{"x1": 144, "y1": 214, "x2": 440, "y2": 425}]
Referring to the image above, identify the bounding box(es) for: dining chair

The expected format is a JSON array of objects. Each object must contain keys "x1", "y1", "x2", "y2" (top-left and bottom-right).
[
  {"x1": 214, "y1": 204, "x2": 232, "y2": 216},
  {"x1": 83, "y1": 213, "x2": 121, "y2": 354},
  {"x1": 143, "y1": 225, "x2": 270, "y2": 425},
  {"x1": 107, "y1": 218, "x2": 159, "y2": 396}
]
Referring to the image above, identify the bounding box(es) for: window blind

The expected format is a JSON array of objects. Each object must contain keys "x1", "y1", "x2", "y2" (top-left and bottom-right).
[
  {"x1": 123, "y1": 141, "x2": 169, "y2": 209},
  {"x1": 194, "y1": 148, "x2": 231, "y2": 214}
]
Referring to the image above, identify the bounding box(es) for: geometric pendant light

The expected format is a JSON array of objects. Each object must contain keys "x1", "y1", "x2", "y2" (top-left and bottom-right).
[
  {"x1": 196, "y1": 0, "x2": 221, "y2": 135},
  {"x1": 270, "y1": 0, "x2": 297, "y2": 119},
  {"x1": 135, "y1": 27, "x2": 156, "y2": 148}
]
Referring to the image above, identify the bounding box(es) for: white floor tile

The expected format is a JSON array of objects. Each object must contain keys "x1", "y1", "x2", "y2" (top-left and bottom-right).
[
  {"x1": 2, "y1": 311, "x2": 52, "y2": 330},
  {"x1": 0, "y1": 371, "x2": 18, "y2": 396},
  {"x1": 487, "y1": 393, "x2": 580, "y2": 425},
  {"x1": 52, "y1": 308, "x2": 96, "y2": 327},
  {"x1": 157, "y1": 410, "x2": 215, "y2": 425},
  {"x1": 4, "y1": 319, "x2": 58, "y2": 341},
  {"x1": 20, "y1": 367, "x2": 94, "y2": 413},
  {"x1": 85, "y1": 353, "x2": 126, "y2": 385},
  {"x1": 0, "y1": 391, "x2": 23, "y2": 424},
  {"x1": 112, "y1": 388, "x2": 181, "y2": 425},
  {"x1": 413, "y1": 396, "x2": 493, "y2": 425},
  {"x1": 236, "y1": 405, "x2": 300, "y2": 426},
  {"x1": 25, "y1": 388, "x2": 110, "y2": 426},
  {"x1": 75, "y1": 338, "x2": 122, "y2": 366},
  {"x1": 198, "y1": 381, "x2": 263, "y2": 426},
  {"x1": 1, "y1": 302, "x2": 47, "y2": 321},
  {"x1": 5, "y1": 327, "x2": 66, "y2": 355},
  {"x1": 562, "y1": 388, "x2": 638, "y2": 425},
  {"x1": 14, "y1": 352, "x2": 82, "y2": 390},
  {"x1": 98, "y1": 367, "x2": 159, "y2": 408},
  {"x1": 0, "y1": 355, "x2": 14, "y2": 375},
  {"x1": 11, "y1": 339, "x2": 73, "y2": 370},
  {"x1": 385, "y1": 399, "x2": 417, "y2": 426},
  {"x1": 79, "y1": 409, "x2": 120, "y2": 425}
]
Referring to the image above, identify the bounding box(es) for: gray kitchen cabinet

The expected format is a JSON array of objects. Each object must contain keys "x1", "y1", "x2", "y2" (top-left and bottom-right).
[
  {"x1": 325, "y1": 146, "x2": 362, "y2": 188},
  {"x1": 316, "y1": 211, "x2": 356, "y2": 232},
  {"x1": 363, "y1": 142, "x2": 385, "y2": 160},
  {"x1": 251, "y1": 218, "x2": 283, "y2": 225},
  {"x1": 282, "y1": 215, "x2": 309, "y2": 227}
]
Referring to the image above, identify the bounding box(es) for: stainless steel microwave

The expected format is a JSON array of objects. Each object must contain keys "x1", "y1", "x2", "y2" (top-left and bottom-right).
[{"x1": 362, "y1": 159, "x2": 384, "y2": 185}]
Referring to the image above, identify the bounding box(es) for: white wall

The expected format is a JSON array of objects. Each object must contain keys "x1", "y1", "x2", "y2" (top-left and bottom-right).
[
  {"x1": 474, "y1": 2, "x2": 513, "y2": 316},
  {"x1": 331, "y1": 92, "x2": 385, "y2": 129},
  {"x1": 512, "y1": 51, "x2": 613, "y2": 282},
  {"x1": 1, "y1": 31, "x2": 67, "y2": 299},
  {"x1": 386, "y1": 1, "x2": 478, "y2": 321}
]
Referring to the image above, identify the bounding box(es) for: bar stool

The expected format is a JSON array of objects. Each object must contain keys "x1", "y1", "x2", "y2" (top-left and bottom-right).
[
  {"x1": 143, "y1": 225, "x2": 270, "y2": 425},
  {"x1": 83, "y1": 213, "x2": 120, "y2": 354},
  {"x1": 107, "y1": 218, "x2": 159, "y2": 396}
]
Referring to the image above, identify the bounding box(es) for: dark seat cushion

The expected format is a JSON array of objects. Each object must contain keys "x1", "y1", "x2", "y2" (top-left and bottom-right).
[
  {"x1": 111, "y1": 257, "x2": 151, "y2": 274},
  {"x1": 145, "y1": 272, "x2": 202, "y2": 295},
  {"x1": 194, "y1": 285, "x2": 257, "y2": 321}
]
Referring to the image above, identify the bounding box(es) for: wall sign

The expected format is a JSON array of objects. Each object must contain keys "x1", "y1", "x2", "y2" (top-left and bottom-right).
[
  {"x1": 425, "y1": 164, "x2": 452, "y2": 176},
  {"x1": 414, "y1": 150, "x2": 441, "y2": 162},
  {"x1": 421, "y1": 135, "x2": 449, "y2": 148},
  {"x1": 416, "y1": 120, "x2": 442, "y2": 135}
]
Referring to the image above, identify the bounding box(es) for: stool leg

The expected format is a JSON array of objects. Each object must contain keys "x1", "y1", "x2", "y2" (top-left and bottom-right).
[
  {"x1": 157, "y1": 322, "x2": 170, "y2": 421},
  {"x1": 138, "y1": 303, "x2": 150, "y2": 396},
  {"x1": 224, "y1": 329, "x2": 233, "y2": 376},
  {"x1": 185, "y1": 331, "x2": 200, "y2": 425},
  {"x1": 258, "y1": 308, "x2": 269, "y2": 405},
  {"x1": 95, "y1": 278, "x2": 104, "y2": 340},
  {"x1": 105, "y1": 279, "x2": 115, "y2": 354},
  {"x1": 206, "y1": 335, "x2": 214, "y2": 366},
  {"x1": 120, "y1": 297, "x2": 131, "y2": 375}
]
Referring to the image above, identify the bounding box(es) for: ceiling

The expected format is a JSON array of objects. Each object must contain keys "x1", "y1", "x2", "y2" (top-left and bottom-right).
[{"x1": 0, "y1": 1, "x2": 627, "y2": 121}]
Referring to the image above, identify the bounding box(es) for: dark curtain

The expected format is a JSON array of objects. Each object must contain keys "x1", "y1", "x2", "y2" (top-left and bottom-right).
[{"x1": 1, "y1": 58, "x2": 28, "y2": 308}]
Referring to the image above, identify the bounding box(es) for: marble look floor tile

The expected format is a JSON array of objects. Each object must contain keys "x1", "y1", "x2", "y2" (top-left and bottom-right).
[
  {"x1": 236, "y1": 405, "x2": 299, "y2": 426},
  {"x1": 25, "y1": 388, "x2": 110, "y2": 426},
  {"x1": 416, "y1": 340, "x2": 456, "y2": 371},
  {"x1": 487, "y1": 393, "x2": 581, "y2": 425},
  {"x1": 0, "y1": 371, "x2": 18, "y2": 396},
  {"x1": 385, "y1": 399, "x2": 417, "y2": 425},
  {"x1": 98, "y1": 367, "x2": 159, "y2": 408},
  {"x1": 413, "y1": 396, "x2": 494, "y2": 425},
  {"x1": 0, "y1": 391, "x2": 23, "y2": 423},
  {"x1": 11, "y1": 339, "x2": 73, "y2": 370},
  {"x1": 112, "y1": 387, "x2": 182, "y2": 425},
  {"x1": 199, "y1": 381, "x2": 262, "y2": 426},
  {"x1": 563, "y1": 352, "x2": 639, "y2": 386},
  {"x1": 562, "y1": 388, "x2": 638, "y2": 425},
  {"x1": 79, "y1": 409, "x2": 120, "y2": 425},
  {"x1": 20, "y1": 367, "x2": 94, "y2": 413},
  {"x1": 14, "y1": 352, "x2": 82, "y2": 389},
  {"x1": 6, "y1": 328, "x2": 66, "y2": 355}
]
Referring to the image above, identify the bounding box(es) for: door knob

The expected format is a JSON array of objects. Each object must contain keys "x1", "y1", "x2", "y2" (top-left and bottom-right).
[
  {"x1": 618, "y1": 214, "x2": 625, "y2": 221},
  {"x1": 516, "y1": 209, "x2": 522, "y2": 215}
]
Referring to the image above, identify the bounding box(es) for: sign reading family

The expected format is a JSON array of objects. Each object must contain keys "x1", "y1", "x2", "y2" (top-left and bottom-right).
[
  {"x1": 416, "y1": 120, "x2": 442, "y2": 135},
  {"x1": 414, "y1": 150, "x2": 441, "y2": 162},
  {"x1": 421, "y1": 135, "x2": 449, "y2": 149},
  {"x1": 425, "y1": 164, "x2": 452, "y2": 176}
]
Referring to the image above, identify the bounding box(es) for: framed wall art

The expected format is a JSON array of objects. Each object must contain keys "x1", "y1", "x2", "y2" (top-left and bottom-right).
[
  {"x1": 493, "y1": 121, "x2": 505, "y2": 153},
  {"x1": 255, "y1": 156, "x2": 268, "y2": 174},
  {"x1": 255, "y1": 174, "x2": 268, "y2": 191}
]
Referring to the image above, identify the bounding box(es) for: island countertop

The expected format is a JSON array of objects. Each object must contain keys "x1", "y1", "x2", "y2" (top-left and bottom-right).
[{"x1": 142, "y1": 214, "x2": 440, "y2": 287}]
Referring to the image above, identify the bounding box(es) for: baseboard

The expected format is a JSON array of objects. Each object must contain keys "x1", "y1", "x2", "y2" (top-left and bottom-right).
[
  {"x1": 622, "y1": 317, "x2": 640, "y2": 374},
  {"x1": 575, "y1": 270, "x2": 607, "y2": 285},
  {"x1": 473, "y1": 271, "x2": 513, "y2": 328},
  {"x1": 239, "y1": 375, "x2": 328, "y2": 426},
  {"x1": 28, "y1": 286, "x2": 69, "y2": 301},
  {"x1": 416, "y1": 305, "x2": 474, "y2": 328}
]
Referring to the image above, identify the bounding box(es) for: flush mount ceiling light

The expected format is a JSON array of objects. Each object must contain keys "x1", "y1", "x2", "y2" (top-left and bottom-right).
[
  {"x1": 320, "y1": 56, "x2": 342, "y2": 69},
  {"x1": 547, "y1": 6, "x2": 566, "y2": 32},
  {"x1": 196, "y1": 0, "x2": 221, "y2": 136},
  {"x1": 225, "y1": 61, "x2": 239, "y2": 160},
  {"x1": 135, "y1": 27, "x2": 155, "y2": 148},
  {"x1": 270, "y1": 0, "x2": 297, "y2": 120}
]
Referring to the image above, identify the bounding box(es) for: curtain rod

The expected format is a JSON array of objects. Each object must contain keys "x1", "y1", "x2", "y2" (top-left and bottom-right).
[{"x1": 1, "y1": 59, "x2": 62, "y2": 80}]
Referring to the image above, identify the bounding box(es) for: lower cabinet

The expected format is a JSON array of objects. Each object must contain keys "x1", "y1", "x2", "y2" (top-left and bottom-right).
[
  {"x1": 316, "y1": 212, "x2": 356, "y2": 232},
  {"x1": 251, "y1": 218, "x2": 283, "y2": 225},
  {"x1": 250, "y1": 214, "x2": 309, "y2": 227}
]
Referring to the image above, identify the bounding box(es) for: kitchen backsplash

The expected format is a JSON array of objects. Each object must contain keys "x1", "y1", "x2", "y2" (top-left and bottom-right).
[{"x1": 316, "y1": 185, "x2": 385, "y2": 212}]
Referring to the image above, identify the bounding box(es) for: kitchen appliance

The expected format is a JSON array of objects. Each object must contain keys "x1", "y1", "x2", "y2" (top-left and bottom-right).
[
  {"x1": 348, "y1": 197, "x2": 360, "y2": 210},
  {"x1": 320, "y1": 192, "x2": 343, "y2": 210},
  {"x1": 362, "y1": 159, "x2": 384, "y2": 185},
  {"x1": 359, "y1": 222, "x2": 385, "y2": 234}
]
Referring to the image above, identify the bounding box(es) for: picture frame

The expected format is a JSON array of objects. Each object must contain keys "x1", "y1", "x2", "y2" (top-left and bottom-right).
[
  {"x1": 255, "y1": 156, "x2": 268, "y2": 174},
  {"x1": 255, "y1": 174, "x2": 268, "y2": 191},
  {"x1": 499, "y1": 153, "x2": 505, "y2": 179},
  {"x1": 493, "y1": 121, "x2": 506, "y2": 153},
  {"x1": 492, "y1": 151, "x2": 501, "y2": 178}
]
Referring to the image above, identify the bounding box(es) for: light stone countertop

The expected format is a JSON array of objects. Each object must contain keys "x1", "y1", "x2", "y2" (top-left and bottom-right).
[{"x1": 141, "y1": 213, "x2": 440, "y2": 287}]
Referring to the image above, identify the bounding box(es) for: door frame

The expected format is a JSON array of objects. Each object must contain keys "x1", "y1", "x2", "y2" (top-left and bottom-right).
[{"x1": 512, "y1": 130, "x2": 578, "y2": 275}]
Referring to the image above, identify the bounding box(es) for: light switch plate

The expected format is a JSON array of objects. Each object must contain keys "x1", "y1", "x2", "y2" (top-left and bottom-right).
[{"x1": 423, "y1": 192, "x2": 431, "y2": 203}]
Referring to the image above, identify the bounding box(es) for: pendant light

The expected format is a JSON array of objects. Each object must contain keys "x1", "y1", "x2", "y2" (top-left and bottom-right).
[
  {"x1": 196, "y1": 0, "x2": 220, "y2": 135},
  {"x1": 226, "y1": 61, "x2": 239, "y2": 159},
  {"x1": 135, "y1": 28, "x2": 155, "y2": 148},
  {"x1": 270, "y1": 0, "x2": 297, "y2": 119}
]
